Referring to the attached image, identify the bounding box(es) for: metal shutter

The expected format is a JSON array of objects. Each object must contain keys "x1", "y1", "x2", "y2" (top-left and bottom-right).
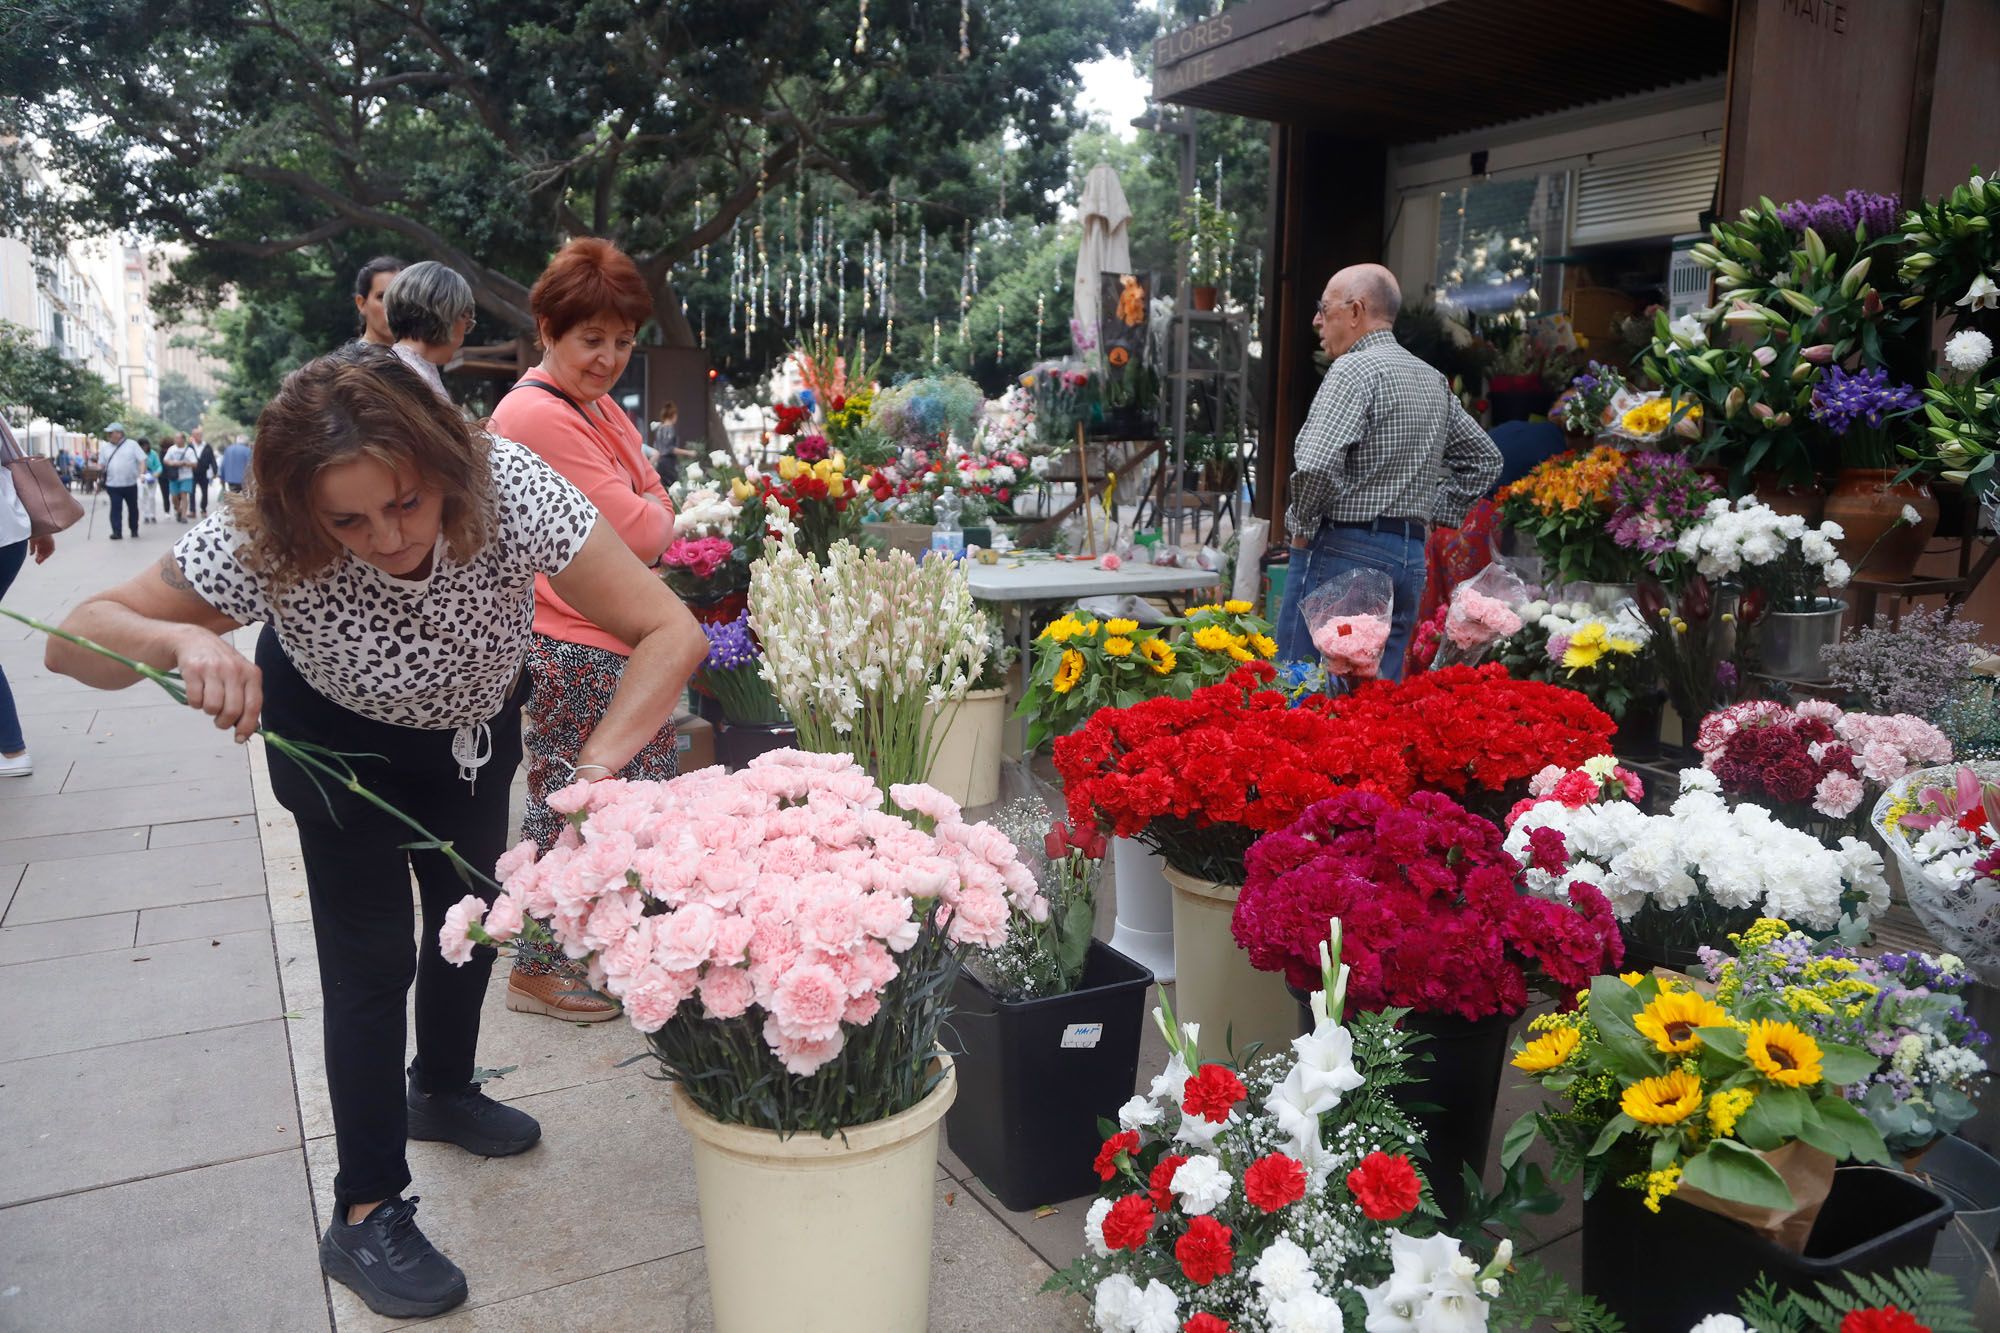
[{"x1": 1569, "y1": 145, "x2": 1720, "y2": 247}]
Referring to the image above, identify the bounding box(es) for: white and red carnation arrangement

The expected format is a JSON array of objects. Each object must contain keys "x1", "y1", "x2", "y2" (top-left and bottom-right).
[
  {"x1": 1054, "y1": 928, "x2": 1512, "y2": 1333},
  {"x1": 441, "y1": 749, "x2": 1043, "y2": 1130}
]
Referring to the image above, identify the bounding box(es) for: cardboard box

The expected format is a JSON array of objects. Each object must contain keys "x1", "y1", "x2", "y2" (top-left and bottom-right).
[{"x1": 673, "y1": 713, "x2": 717, "y2": 772}]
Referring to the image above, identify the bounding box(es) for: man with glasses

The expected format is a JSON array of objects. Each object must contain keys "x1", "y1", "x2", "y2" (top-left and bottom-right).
[{"x1": 1275, "y1": 264, "x2": 1499, "y2": 679}]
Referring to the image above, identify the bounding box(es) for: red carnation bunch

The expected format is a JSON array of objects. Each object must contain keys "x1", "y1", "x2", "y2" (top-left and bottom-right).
[
  {"x1": 1094, "y1": 1130, "x2": 1140, "y2": 1181},
  {"x1": 1054, "y1": 663, "x2": 1413, "y2": 882},
  {"x1": 1346, "y1": 1151, "x2": 1422, "y2": 1221},
  {"x1": 1241, "y1": 1152, "x2": 1307, "y2": 1212},
  {"x1": 1181, "y1": 1064, "x2": 1247, "y2": 1123},
  {"x1": 1182, "y1": 1315, "x2": 1230, "y2": 1333},
  {"x1": 1233, "y1": 789, "x2": 1623, "y2": 1021},
  {"x1": 1100, "y1": 1194, "x2": 1156, "y2": 1251},
  {"x1": 1174, "y1": 1216, "x2": 1235, "y2": 1286},
  {"x1": 1327, "y1": 663, "x2": 1614, "y2": 807}
]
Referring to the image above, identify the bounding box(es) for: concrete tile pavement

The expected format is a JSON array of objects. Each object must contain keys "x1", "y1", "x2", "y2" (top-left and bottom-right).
[{"x1": 1, "y1": 503, "x2": 1087, "y2": 1330}]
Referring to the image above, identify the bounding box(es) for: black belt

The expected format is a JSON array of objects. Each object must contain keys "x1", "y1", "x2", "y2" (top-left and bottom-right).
[{"x1": 1329, "y1": 516, "x2": 1427, "y2": 541}]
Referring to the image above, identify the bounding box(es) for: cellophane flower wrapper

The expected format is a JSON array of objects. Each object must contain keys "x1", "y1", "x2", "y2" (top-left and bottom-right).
[
  {"x1": 1301, "y1": 567, "x2": 1394, "y2": 681},
  {"x1": 439, "y1": 750, "x2": 1043, "y2": 1133},
  {"x1": 1430, "y1": 564, "x2": 1528, "y2": 671},
  {"x1": 1874, "y1": 761, "x2": 2000, "y2": 983},
  {"x1": 1055, "y1": 994, "x2": 1512, "y2": 1332}
]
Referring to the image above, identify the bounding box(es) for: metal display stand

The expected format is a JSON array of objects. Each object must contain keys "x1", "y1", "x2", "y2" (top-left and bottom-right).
[{"x1": 1146, "y1": 308, "x2": 1252, "y2": 546}]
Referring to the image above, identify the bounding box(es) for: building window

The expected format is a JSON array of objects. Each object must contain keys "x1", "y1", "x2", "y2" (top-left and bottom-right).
[{"x1": 1435, "y1": 173, "x2": 1567, "y2": 316}]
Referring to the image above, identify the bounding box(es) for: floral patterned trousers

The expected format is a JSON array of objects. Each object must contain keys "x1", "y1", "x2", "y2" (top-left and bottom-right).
[{"x1": 512, "y1": 634, "x2": 680, "y2": 975}]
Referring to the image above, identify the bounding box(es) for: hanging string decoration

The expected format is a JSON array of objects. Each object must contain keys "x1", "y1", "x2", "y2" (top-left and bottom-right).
[
  {"x1": 959, "y1": 0, "x2": 970, "y2": 60},
  {"x1": 996, "y1": 302, "x2": 1004, "y2": 365},
  {"x1": 1035, "y1": 292, "x2": 1044, "y2": 361},
  {"x1": 854, "y1": 0, "x2": 868, "y2": 54}
]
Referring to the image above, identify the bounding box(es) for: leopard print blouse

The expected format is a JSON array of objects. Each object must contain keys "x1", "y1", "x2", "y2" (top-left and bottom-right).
[{"x1": 173, "y1": 437, "x2": 598, "y2": 764}]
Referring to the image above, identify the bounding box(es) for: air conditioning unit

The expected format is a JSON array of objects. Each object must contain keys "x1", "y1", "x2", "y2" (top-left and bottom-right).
[{"x1": 1667, "y1": 233, "x2": 1711, "y2": 322}]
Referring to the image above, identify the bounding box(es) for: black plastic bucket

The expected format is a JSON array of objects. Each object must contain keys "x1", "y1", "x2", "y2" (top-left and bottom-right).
[
  {"x1": 712, "y1": 719, "x2": 796, "y2": 771},
  {"x1": 944, "y1": 940, "x2": 1153, "y2": 1211},
  {"x1": 1286, "y1": 988, "x2": 1511, "y2": 1222},
  {"x1": 1583, "y1": 1165, "x2": 1954, "y2": 1329}
]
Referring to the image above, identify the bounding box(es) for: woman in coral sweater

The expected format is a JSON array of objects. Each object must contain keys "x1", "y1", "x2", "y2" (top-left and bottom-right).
[{"x1": 488, "y1": 237, "x2": 680, "y2": 1021}]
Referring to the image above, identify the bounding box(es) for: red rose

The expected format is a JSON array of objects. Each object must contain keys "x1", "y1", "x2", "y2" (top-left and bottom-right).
[
  {"x1": 1182, "y1": 1064, "x2": 1247, "y2": 1123},
  {"x1": 1100, "y1": 1194, "x2": 1156, "y2": 1251},
  {"x1": 1347, "y1": 1151, "x2": 1423, "y2": 1221},
  {"x1": 1173, "y1": 1216, "x2": 1235, "y2": 1286},
  {"x1": 1839, "y1": 1309, "x2": 1928, "y2": 1333},
  {"x1": 1148, "y1": 1153, "x2": 1189, "y2": 1212},
  {"x1": 1183, "y1": 1316, "x2": 1230, "y2": 1333},
  {"x1": 1093, "y1": 1130, "x2": 1140, "y2": 1181},
  {"x1": 1242, "y1": 1152, "x2": 1308, "y2": 1212}
]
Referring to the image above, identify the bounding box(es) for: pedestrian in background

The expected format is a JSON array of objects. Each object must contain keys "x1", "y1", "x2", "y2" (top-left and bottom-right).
[
  {"x1": 101, "y1": 423, "x2": 142, "y2": 539},
  {"x1": 384, "y1": 261, "x2": 476, "y2": 404},
  {"x1": 351, "y1": 255, "x2": 404, "y2": 348},
  {"x1": 220, "y1": 435, "x2": 252, "y2": 493},
  {"x1": 192, "y1": 428, "x2": 216, "y2": 515},
  {"x1": 141, "y1": 437, "x2": 164, "y2": 525},
  {"x1": 164, "y1": 434, "x2": 198, "y2": 522}
]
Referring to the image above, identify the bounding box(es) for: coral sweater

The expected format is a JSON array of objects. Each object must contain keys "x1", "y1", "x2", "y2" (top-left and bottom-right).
[{"x1": 489, "y1": 368, "x2": 673, "y2": 655}]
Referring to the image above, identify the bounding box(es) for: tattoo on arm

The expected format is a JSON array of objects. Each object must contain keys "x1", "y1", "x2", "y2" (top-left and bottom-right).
[{"x1": 159, "y1": 553, "x2": 193, "y2": 592}]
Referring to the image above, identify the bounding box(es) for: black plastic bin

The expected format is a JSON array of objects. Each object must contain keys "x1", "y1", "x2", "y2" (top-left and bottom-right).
[
  {"x1": 1583, "y1": 1165, "x2": 1954, "y2": 1330},
  {"x1": 712, "y1": 719, "x2": 796, "y2": 772},
  {"x1": 944, "y1": 940, "x2": 1153, "y2": 1211}
]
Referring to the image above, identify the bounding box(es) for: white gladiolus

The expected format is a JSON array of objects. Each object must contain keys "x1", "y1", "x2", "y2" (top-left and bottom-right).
[{"x1": 749, "y1": 510, "x2": 988, "y2": 786}]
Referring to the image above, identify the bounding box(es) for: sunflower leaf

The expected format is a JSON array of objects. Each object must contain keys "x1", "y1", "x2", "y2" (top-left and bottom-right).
[
  {"x1": 1694, "y1": 1024, "x2": 1746, "y2": 1060},
  {"x1": 1738, "y1": 1085, "x2": 1806, "y2": 1148},
  {"x1": 1813, "y1": 1040, "x2": 1881, "y2": 1087},
  {"x1": 1588, "y1": 1111, "x2": 1637, "y2": 1158},
  {"x1": 1813, "y1": 1093, "x2": 1891, "y2": 1164},
  {"x1": 1500, "y1": 1110, "x2": 1539, "y2": 1169},
  {"x1": 1684, "y1": 1139, "x2": 1796, "y2": 1210}
]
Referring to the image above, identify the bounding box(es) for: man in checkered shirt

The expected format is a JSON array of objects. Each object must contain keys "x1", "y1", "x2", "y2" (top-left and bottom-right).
[{"x1": 1274, "y1": 264, "x2": 1500, "y2": 679}]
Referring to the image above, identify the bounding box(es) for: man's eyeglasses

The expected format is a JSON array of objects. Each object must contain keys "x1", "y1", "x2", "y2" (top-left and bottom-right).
[{"x1": 1314, "y1": 297, "x2": 1360, "y2": 318}]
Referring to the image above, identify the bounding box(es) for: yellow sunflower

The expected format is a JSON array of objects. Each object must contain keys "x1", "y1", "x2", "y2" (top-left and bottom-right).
[
  {"x1": 1040, "y1": 614, "x2": 1083, "y2": 644},
  {"x1": 1634, "y1": 991, "x2": 1732, "y2": 1055},
  {"x1": 1105, "y1": 618, "x2": 1140, "y2": 636},
  {"x1": 1511, "y1": 1028, "x2": 1580, "y2": 1073},
  {"x1": 1052, "y1": 649, "x2": 1085, "y2": 694},
  {"x1": 1250, "y1": 633, "x2": 1279, "y2": 659},
  {"x1": 1745, "y1": 1020, "x2": 1823, "y2": 1087},
  {"x1": 1139, "y1": 639, "x2": 1177, "y2": 675},
  {"x1": 1191, "y1": 625, "x2": 1236, "y2": 653},
  {"x1": 1618, "y1": 972, "x2": 1648, "y2": 986},
  {"x1": 1621, "y1": 1069, "x2": 1704, "y2": 1126},
  {"x1": 1223, "y1": 599, "x2": 1254, "y2": 614},
  {"x1": 1103, "y1": 637, "x2": 1135, "y2": 658},
  {"x1": 1224, "y1": 634, "x2": 1256, "y2": 663}
]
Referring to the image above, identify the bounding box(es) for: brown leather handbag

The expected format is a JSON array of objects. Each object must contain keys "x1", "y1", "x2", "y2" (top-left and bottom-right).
[{"x1": 0, "y1": 416, "x2": 85, "y2": 537}]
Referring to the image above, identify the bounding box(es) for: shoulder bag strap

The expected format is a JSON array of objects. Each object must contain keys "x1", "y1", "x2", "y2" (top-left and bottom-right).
[{"x1": 501, "y1": 377, "x2": 597, "y2": 429}]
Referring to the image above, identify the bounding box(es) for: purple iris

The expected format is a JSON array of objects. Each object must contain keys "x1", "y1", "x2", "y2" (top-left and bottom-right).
[
  {"x1": 700, "y1": 611, "x2": 763, "y2": 672},
  {"x1": 1811, "y1": 366, "x2": 1922, "y2": 435}
]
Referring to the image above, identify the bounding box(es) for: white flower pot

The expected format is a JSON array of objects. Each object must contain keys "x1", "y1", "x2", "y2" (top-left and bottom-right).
[
  {"x1": 1109, "y1": 837, "x2": 1175, "y2": 982},
  {"x1": 923, "y1": 686, "x2": 1008, "y2": 808},
  {"x1": 1164, "y1": 864, "x2": 1299, "y2": 1063},
  {"x1": 672, "y1": 1056, "x2": 957, "y2": 1333}
]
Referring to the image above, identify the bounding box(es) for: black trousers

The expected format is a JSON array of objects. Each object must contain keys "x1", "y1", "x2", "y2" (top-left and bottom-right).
[
  {"x1": 258, "y1": 628, "x2": 525, "y2": 1212},
  {"x1": 193, "y1": 476, "x2": 211, "y2": 513},
  {"x1": 106, "y1": 485, "x2": 138, "y2": 536}
]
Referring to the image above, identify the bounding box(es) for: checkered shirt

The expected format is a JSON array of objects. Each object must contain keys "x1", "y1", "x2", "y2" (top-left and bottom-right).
[{"x1": 1284, "y1": 330, "x2": 1501, "y2": 540}]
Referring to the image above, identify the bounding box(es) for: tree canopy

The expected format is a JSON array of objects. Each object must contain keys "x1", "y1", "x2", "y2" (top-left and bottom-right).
[
  {"x1": 2, "y1": 0, "x2": 1146, "y2": 392},
  {"x1": 0, "y1": 320, "x2": 123, "y2": 432}
]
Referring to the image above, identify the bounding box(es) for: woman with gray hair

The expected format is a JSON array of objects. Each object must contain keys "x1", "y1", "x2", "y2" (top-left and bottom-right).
[{"x1": 384, "y1": 261, "x2": 476, "y2": 402}]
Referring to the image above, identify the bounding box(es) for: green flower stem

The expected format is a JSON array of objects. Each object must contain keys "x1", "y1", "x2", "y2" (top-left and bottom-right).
[{"x1": 2, "y1": 607, "x2": 500, "y2": 895}]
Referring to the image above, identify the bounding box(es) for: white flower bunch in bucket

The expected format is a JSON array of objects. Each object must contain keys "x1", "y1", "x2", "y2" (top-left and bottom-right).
[{"x1": 750, "y1": 508, "x2": 988, "y2": 789}]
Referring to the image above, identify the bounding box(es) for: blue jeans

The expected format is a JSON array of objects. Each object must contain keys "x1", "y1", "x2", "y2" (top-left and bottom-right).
[
  {"x1": 0, "y1": 540, "x2": 25, "y2": 752},
  {"x1": 1275, "y1": 523, "x2": 1427, "y2": 683}
]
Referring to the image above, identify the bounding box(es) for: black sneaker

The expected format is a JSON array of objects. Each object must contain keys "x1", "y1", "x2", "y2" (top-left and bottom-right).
[
  {"x1": 319, "y1": 1196, "x2": 467, "y2": 1319},
  {"x1": 407, "y1": 1076, "x2": 542, "y2": 1157}
]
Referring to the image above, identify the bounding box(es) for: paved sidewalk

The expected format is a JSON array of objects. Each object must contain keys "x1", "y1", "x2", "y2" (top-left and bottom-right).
[{"x1": 0, "y1": 503, "x2": 1087, "y2": 1331}]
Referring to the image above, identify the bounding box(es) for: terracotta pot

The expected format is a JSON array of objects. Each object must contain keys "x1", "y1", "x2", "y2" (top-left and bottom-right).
[
  {"x1": 1191, "y1": 285, "x2": 1218, "y2": 312},
  {"x1": 1823, "y1": 468, "x2": 1940, "y2": 580},
  {"x1": 1751, "y1": 472, "x2": 1826, "y2": 525}
]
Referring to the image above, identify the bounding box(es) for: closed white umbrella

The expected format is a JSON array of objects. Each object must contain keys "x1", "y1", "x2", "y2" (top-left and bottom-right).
[{"x1": 1072, "y1": 163, "x2": 1132, "y2": 371}]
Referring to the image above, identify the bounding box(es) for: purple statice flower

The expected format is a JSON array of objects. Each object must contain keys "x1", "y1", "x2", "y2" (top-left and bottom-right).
[
  {"x1": 1715, "y1": 660, "x2": 1739, "y2": 690},
  {"x1": 1776, "y1": 189, "x2": 1901, "y2": 238},
  {"x1": 1810, "y1": 366, "x2": 1923, "y2": 435},
  {"x1": 700, "y1": 611, "x2": 763, "y2": 673}
]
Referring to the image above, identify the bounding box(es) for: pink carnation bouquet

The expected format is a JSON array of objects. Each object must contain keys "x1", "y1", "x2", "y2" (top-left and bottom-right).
[
  {"x1": 1430, "y1": 565, "x2": 1529, "y2": 671},
  {"x1": 1310, "y1": 615, "x2": 1391, "y2": 679},
  {"x1": 440, "y1": 749, "x2": 1044, "y2": 1133}
]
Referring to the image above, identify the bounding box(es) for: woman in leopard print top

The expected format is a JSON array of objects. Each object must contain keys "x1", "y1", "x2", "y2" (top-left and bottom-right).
[{"x1": 42, "y1": 344, "x2": 707, "y2": 1319}]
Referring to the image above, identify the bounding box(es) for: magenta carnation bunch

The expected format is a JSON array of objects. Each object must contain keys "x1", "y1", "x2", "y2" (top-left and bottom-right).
[
  {"x1": 1232, "y1": 790, "x2": 1623, "y2": 1022},
  {"x1": 442, "y1": 750, "x2": 1044, "y2": 1132}
]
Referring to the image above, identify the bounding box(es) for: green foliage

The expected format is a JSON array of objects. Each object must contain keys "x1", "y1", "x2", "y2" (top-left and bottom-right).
[
  {"x1": 1168, "y1": 193, "x2": 1236, "y2": 285},
  {"x1": 1900, "y1": 169, "x2": 2000, "y2": 334},
  {"x1": 1736, "y1": 1268, "x2": 1979, "y2": 1333},
  {"x1": 156, "y1": 371, "x2": 209, "y2": 434},
  {"x1": 0, "y1": 320, "x2": 123, "y2": 432},
  {"x1": 2, "y1": 0, "x2": 1149, "y2": 410},
  {"x1": 1485, "y1": 1257, "x2": 1627, "y2": 1333}
]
